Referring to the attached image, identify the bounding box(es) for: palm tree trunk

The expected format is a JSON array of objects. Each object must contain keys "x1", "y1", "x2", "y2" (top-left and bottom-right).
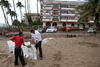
[
  {"x1": 25, "y1": 0, "x2": 27, "y2": 14},
  {"x1": 4, "y1": 8, "x2": 9, "y2": 26},
  {"x1": 1, "y1": 6, "x2": 9, "y2": 26},
  {"x1": 26, "y1": 0, "x2": 31, "y2": 13},
  {"x1": 27, "y1": 0, "x2": 29, "y2": 13},
  {"x1": 37, "y1": 0, "x2": 39, "y2": 14},
  {"x1": 94, "y1": 13, "x2": 100, "y2": 30},
  {"x1": 11, "y1": 16, "x2": 13, "y2": 24},
  {"x1": 40, "y1": 0, "x2": 43, "y2": 21},
  {"x1": 20, "y1": 7, "x2": 22, "y2": 22},
  {"x1": 12, "y1": 0, "x2": 17, "y2": 19}
]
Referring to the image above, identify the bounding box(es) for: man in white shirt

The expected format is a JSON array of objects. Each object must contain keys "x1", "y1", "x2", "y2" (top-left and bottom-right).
[{"x1": 30, "y1": 29, "x2": 43, "y2": 60}]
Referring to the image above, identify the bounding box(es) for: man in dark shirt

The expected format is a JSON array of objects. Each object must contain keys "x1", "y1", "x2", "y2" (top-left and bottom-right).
[{"x1": 10, "y1": 32, "x2": 26, "y2": 66}]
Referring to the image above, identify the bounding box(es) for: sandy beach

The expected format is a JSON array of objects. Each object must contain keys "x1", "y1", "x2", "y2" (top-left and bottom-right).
[{"x1": 0, "y1": 32, "x2": 100, "y2": 67}]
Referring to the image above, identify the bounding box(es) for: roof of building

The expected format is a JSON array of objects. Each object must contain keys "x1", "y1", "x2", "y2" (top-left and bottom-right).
[{"x1": 43, "y1": 0, "x2": 85, "y2": 5}]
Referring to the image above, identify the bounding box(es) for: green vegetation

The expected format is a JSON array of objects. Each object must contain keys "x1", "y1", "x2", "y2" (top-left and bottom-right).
[
  {"x1": 0, "y1": 0, "x2": 43, "y2": 28},
  {"x1": 76, "y1": 0, "x2": 100, "y2": 30}
]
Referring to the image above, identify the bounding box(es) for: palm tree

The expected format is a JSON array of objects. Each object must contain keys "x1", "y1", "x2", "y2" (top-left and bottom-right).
[
  {"x1": 13, "y1": 19, "x2": 21, "y2": 27},
  {"x1": 24, "y1": 0, "x2": 27, "y2": 14},
  {"x1": 12, "y1": 0, "x2": 17, "y2": 19},
  {"x1": 27, "y1": 0, "x2": 31, "y2": 13},
  {"x1": 38, "y1": 0, "x2": 43, "y2": 10},
  {"x1": 0, "y1": 0, "x2": 10, "y2": 26},
  {"x1": 37, "y1": 0, "x2": 39, "y2": 14},
  {"x1": 76, "y1": 0, "x2": 100, "y2": 30},
  {"x1": 4, "y1": 0, "x2": 17, "y2": 24},
  {"x1": 16, "y1": 1, "x2": 24, "y2": 22},
  {"x1": 7, "y1": 9, "x2": 17, "y2": 23},
  {"x1": 0, "y1": 5, "x2": 8, "y2": 25},
  {"x1": 37, "y1": 0, "x2": 43, "y2": 13},
  {"x1": 38, "y1": 0, "x2": 43, "y2": 21},
  {"x1": 24, "y1": 0, "x2": 30, "y2": 13}
]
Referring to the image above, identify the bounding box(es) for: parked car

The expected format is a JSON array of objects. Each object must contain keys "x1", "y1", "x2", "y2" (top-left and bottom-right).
[
  {"x1": 46, "y1": 27, "x2": 57, "y2": 33},
  {"x1": 38, "y1": 28, "x2": 46, "y2": 33},
  {"x1": 38, "y1": 28, "x2": 43, "y2": 33},
  {"x1": 87, "y1": 27, "x2": 96, "y2": 33}
]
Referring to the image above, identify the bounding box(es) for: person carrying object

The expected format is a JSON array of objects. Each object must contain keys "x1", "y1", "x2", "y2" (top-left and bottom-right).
[
  {"x1": 10, "y1": 32, "x2": 27, "y2": 66},
  {"x1": 30, "y1": 29, "x2": 43, "y2": 60}
]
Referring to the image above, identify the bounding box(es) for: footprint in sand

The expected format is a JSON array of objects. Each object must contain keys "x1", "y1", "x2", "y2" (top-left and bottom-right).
[
  {"x1": 53, "y1": 51, "x2": 62, "y2": 61},
  {"x1": 49, "y1": 64, "x2": 61, "y2": 67}
]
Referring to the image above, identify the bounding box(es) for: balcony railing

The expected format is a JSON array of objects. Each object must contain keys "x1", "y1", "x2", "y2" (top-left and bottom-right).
[
  {"x1": 43, "y1": 7, "x2": 52, "y2": 9},
  {"x1": 42, "y1": 13, "x2": 51, "y2": 15},
  {"x1": 52, "y1": 18, "x2": 59, "y2": 22},
  {"x1": 60, "y1": 19, "x2": 78, "y2": 22},
  {"x1": 42, "y1": 19, "x2": 52, "y2": 21},
  {"x1": 52, "y1": 12, "x2": 60, "y2": 15},
  {"x1": 60, "y1": 19, "x2": 67, "y2": 22},
  {"x1": 61, "y1": 8, "x2": 75, "y2": 10},
  {"x1": 52, "y1": 7, "x2": 60, "y2": 10},
  {"x1": 61, "y1": 14, "x2": 75, "y2": 16}
]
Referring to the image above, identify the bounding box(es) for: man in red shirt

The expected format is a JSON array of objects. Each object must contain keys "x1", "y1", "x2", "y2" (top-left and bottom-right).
[{"x1": 10, "y1": 32, "x2": 26, "y2": 66}]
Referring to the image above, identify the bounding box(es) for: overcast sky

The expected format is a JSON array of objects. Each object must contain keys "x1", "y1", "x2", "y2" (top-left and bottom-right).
[{"x1": 0, "y1": 0, "x2": 83, "y2": 25}]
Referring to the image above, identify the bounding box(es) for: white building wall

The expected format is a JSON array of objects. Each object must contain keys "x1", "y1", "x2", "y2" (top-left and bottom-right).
[
  {"x1": 57, "y1": 23, "x2": 62, "y2": 26},
  {"x1": 43, "y1": 22, "x2": 46, "y2": 27}
]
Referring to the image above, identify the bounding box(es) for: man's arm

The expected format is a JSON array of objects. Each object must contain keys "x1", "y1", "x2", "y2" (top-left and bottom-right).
[
  {"x1": 9, "y1": 36, "x2": 15, "y2": 41},
  {"x1": 21, "y1": 37, "x2": 25, "y2": 46},
  {"x1": 30, "y1": 37, "x2": 36, "y2": 44}
]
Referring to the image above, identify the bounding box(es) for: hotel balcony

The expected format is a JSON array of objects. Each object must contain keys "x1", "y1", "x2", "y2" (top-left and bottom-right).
[
  {"x1": 42, "y1": 13, "x2": 52, "y2": 16},
  {"x1": 61, "y1": 4, "x2": 76, "y2": 8},
  {"x1": 42, "y1": 7, "x2": 52, "y2": 10},
  {"x1": 52, "y1": 7, "x2": 60, "y2": 10},
  {"x1": 52, "y1": 18, "x2": 59, "y2": 22},
  {"x1": 60, "y1": 19, "x2": 78, "y2": 22},
  {"x1": 61, "y1": 13, "x2": 75, "y2": 16},
  {"x1": 61, "y1": 8, "x2": 75, "y2": 10},
  {"x1": 66, "y1": 20, "x2": 78, "y2": 22},
  {"x1": 42, "y1": 19, "x2": 52, "y2": 21},
  {"x1": 52, "y1": 12, "x2": 60, "y2": 15},
  {"x1": 60, "y1": 19, "x2": 67, "y2": 22}
]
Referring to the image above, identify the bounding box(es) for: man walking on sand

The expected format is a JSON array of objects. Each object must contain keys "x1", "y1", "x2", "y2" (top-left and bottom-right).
[
  {"x1": 10, "y1": 32, "x2": 27, "y2": 66},
  {"x1": 30, "y1": 29, "x2": 43, "y2": 60}
]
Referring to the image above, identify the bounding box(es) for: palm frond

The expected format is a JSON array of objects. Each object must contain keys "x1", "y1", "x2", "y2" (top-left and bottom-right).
[
  {"x1": 16, "y1": 2, "x2": 24, "y2": 8},
  {"x1": 76, "y1": 0, "x2": 100, "y2": 24}
]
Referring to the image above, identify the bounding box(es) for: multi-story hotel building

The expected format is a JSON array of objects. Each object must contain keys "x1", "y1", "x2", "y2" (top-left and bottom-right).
[{"x1": 41, "y1": 1, "x2": 92, "y2": 30}]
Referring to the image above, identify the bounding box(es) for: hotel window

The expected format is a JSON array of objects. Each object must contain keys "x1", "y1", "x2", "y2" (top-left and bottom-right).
[
  {"x1": 43, "y1": 10, "x2": 52, "y2": 13},
  {"x1": 53, "y1": 10, "x2": 60, "y2": 14},
  {"x1": 61, "y1": 16, "x2": 68, "y2": 19},
  {"x1": 53, "y1": 4, "x2": 59, "y2": 8},
  {"x1": 53, "y1": 10, "x2": 59, "y2": 13},
  {"x1": 75, "y1": 16, "x2": 80, "y2": 19},
  {"x1": 68, "y1": 10, "x2": 75, "y2": 14},
  {"x1": 53, "y1": 16, "x2": 59, "y2": 18},
  {"x1": 69, "y1": 4, "x2": 76, "y2": 8},
  {"x1": 61, "y1": 4, "x2": 69, "y2": 8},
  {"x1": 45, "y1": 10, "x2": 51, "y2": 13},
  {"x1": 68, "y1": 16, "x2": 75, "y2": 19},
  {"x1": 61, "y1": 10, "x2": 68, "y2": 14},
  {"x1": 43, "y1": 16, "x2": 51, "y2": 19},
  {"x1": 46, "y1": 4, "x2": 52, "y2": 7}
]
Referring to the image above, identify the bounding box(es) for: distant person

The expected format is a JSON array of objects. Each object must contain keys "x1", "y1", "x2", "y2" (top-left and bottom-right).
[
  {"x1": 10, "y1": 32, "x2": 27, "y2": 66},
  {"x1": 30, "y1": 29, "x2": 43, "y2": 60}
]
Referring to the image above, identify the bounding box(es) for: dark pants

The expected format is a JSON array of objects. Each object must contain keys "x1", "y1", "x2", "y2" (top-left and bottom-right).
[
  {"x1": 14, "y1": 47, "x2": 26, "y2": 65},
  {"x1": 35, "y1": 41, "x2": 43, "y2": 58}
]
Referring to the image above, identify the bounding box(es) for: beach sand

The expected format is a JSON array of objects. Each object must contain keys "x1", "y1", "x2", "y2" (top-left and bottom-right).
[{"x1": 0, "y1": 32, "x2": 100, "y2": 67}]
